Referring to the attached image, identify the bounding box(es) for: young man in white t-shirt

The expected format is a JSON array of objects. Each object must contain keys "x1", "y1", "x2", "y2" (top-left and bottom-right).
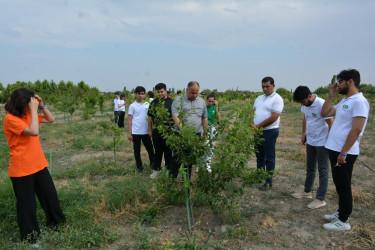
[
  {"x1": 113, "y1": 92, "x2": 120, "y2": 124},
  {"x1": 128, "y1": 86, "x2": 155, "y2": 173},
  {"x1": 117, "y1": 94, "x2": 127, "y2": 128},
  {"x1": 321, "y1": 69, "x2": 370, "y2": 231},
  {"x1": 251, "y1": 77, "x2": 284, "y2": 191},
  {"x1": 292, "y1": 86, "x2": 333, "y2": 209}
]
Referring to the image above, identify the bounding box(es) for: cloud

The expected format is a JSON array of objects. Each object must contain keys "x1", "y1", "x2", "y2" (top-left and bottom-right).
[{"x1": 0, "y1": 0, "x2": 374, "y2": 51}]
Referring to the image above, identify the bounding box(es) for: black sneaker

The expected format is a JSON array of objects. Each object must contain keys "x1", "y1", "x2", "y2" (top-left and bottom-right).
[
  {"x1": 259, "y1": 183, "x2": 272, "y2": 191},
  {"x1": 137, "y1": 168, "x2": 143, "y2": 174}
]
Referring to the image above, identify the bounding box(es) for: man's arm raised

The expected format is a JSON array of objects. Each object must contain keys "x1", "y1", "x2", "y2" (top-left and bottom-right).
[{"x1": 321, "y1": 83, "x2": 339, "y2": 117}]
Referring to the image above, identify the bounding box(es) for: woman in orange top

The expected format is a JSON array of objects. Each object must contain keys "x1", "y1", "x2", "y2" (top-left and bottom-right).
[{"x1": 3, "y1": 88, "x2": 65, "y2": 242}]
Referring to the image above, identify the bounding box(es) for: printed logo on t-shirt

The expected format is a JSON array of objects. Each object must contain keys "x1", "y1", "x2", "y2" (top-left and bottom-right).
[
  {"x1": 343, "y1": 105, "x2": 349, "y2": 109},
  {"x1": 312, "y1": 113, "x2": 317, "y2": 117}
]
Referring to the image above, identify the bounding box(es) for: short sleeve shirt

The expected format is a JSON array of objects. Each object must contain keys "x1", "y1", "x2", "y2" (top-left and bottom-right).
[
  {"x1": 253, "y1": 92, "x2": 284, "y2": 130},
  {"x1": 3, "y1": 113, "x2": 48, "y2": 177},
  {"x1": 207, "y1": 105, "x2": 218, "y2": 125},
  {"x1": 118, "y1": 99, "x2": 126, "y2": 112},
  {"x1": 128, "y1": 101, "x2": 150, "y2": 135},
  {"x1": 172, "y1": 95, "x2": 208, "y2": 133},
  {"x1": 147, "y1": 97, "x2": 173, "y2": 130},
  {"x1": 114, "y1": 98, "x2": 119, "y2": 111},
  {"x1": 325, "y1": 93, "x2": 370, "y2": 155},
  {"x1": 301, "y1": 95, "x2": 331, "y2": 147}
]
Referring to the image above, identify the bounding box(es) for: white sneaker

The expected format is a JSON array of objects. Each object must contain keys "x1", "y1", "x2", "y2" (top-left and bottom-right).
[
  {"x1": 206, "y1": 164, "x2": 212, "y2": 173},
  {"x1": 196, "y1": 165, "x2": 212, "y2": 173},
  {"x1": 31, "y1": 243, "x2": 40, "y2": 249},
  {"x1": 307, "y1": 199, "x2": 326, "y2": 209},
  {"x1": 292, "y1": 191, "x2": 312, "y2": 199},
  {"x1": 149, "y1": 170, "x2": 160, "y2": 179},
  {"x1": 324, "y1": 209, "x2": 339, "y2": 221},
  {"x1": 323, "y1": 219, "x2": 351, "y2": 231}
]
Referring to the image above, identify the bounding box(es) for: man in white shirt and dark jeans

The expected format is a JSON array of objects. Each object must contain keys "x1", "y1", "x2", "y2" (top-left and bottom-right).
[
  {"x1": 113, "y1": 92, "x2": 120, "y2": 124},
  {"x1": 128, "y1": 86, "x2": 155, "y2": 173},
  {"x1": 251, "y1": 77, "x2": 284, "y2": 191},
  {"x1": 292, "y1": 86, "x2": 333, "y2": 209},
  {"x1": 321, "y1": 69, "x2": 370, "y2": 231}
]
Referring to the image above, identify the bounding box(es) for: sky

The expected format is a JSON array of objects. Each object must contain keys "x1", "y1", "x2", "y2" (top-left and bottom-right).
[{"x1": 1, "y1": 0, "x2": 374, "y2": 92}]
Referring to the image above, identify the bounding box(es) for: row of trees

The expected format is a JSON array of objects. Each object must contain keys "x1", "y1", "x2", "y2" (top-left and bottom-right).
[
  {"x1": 0, "y1": 80, "x2": 109, "y2": 121},
  {"x1": 1, "y1": 78, "x2": 374, "y2": 120},
  {"x1": 0, "y1": 80, "x2": 100, "y2": 103}
]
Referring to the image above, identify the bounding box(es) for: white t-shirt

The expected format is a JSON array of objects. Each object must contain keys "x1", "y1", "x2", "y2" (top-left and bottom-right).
[
  {"x1": 301, "y1": 95, "x2": 331, "y2": 147},
  {"x1": 253, "y1": 92, "x2": 284, "y2": 130},
  {"x1": 128, "y1": 101, "x2": 150, "y2": 135},
  {"x1": 325, "y1": 92, "x2": 370, "y2": 155},
  {"x1": 114, "y1": 98, "x2": 120, "y2": 111},
  {"x1": 118, "y1": 99, "x2": 126, "y2": 112}
]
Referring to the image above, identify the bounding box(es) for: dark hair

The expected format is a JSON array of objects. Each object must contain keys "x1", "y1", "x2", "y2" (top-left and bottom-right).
[
  {"x1": 187, "y1": 81, "x2": 200, "y2": 88},
  {"x1": 337, "y1": 69, "x2": 361, "y2": 88},
  {"x1": 262, "y1": 76, "x2": 274, "y2": 85},
  {"x1": 134, "y1": 86, "x2": 146, "y2": 93},
  {"x1": 206, "y1": 92, "x2": 216, "y2": 100},
  {"x1": 177, "y1": 90, "x2": 182, "y2": 94},
  {"x1": 147, "y1": 91, "x2": 155, "y2": 98},
  {"x1": 5, "y1": 88, "x2": 35, "y2": 117},
  {"x1": 293, "y1": 86, "x2": 311, "y2": 102},
  {"x1": 120, "y1": 94, "x2": 125, "y2": 98},
  {"x1": 115, "y1": 92, "x2": 119, "y2": 95},
  {"x1": 155, "y1": 83, "x2": 166, "y2": 91}
]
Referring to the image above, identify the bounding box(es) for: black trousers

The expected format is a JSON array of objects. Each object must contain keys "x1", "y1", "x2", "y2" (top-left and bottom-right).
[
  {"x1": 118, "y1": 111, "x2": 125, "y2": 128},
  {"x1": 10, "y1": 167, "x2": 66, "y2": 241},
  {"x1": 170, "y1": 133, "x2": 201, "y2": 179},
  {"x1": 132, "y1": 134, "x2": 155, "y2": 170},
  {"x1": 152, "y1": 130, "x2": 172, "y2": 171},
  {"x1": 328, "y1": 149, "x2": 358, "y2": 222}
]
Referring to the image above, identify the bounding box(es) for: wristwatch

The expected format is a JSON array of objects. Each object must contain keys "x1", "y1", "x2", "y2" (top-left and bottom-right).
[{"x1": 39, "y1": 104, "x2": 47, "y2": 110}]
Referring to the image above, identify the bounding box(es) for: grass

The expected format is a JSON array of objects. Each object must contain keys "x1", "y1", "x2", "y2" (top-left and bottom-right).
[{"x1": 0, "y1": 99, "x2": 374, "y2": 249}]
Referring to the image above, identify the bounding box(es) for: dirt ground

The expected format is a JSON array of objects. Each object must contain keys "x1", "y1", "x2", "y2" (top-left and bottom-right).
[
  {"x1": 103, "y1": 151, "x2": 374, "y2": 249},
  {"x1": 45, "y1": 108, "x2": 375, "y2": 249}
]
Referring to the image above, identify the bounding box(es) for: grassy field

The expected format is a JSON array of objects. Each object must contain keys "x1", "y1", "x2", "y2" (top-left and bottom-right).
[{"x1": 0, "y1": 98, "x2": 374, "y2": 249}]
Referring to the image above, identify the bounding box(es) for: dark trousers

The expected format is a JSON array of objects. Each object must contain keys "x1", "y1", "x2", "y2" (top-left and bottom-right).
[
  {"x1": 10, "y1": 168, "x2": 66, "y2": 241},
  {"x1": 170, "y1": 133, "x2": 201, "y2": 179},
  {"x1": 305, "y1": 144, "x2": 329, "y2": 200},
  {"x1": 132, "y1": 134, "x2": 155, "y2": 170},
  {"x1": 328, "y1": 149, "x2": 358, "y2": 222},
  {"x1": 152, "y1": 130, "x2": 172, "y2": 171},
  {"x1": 255, "y1": 128, "x2": 279, "y2": 185},
  {"x1": 114, "y1": 111, "x2": 118, "y2": 124},
  {"x1": 118, "y1": 111, "x2": 125, "y2": 128},
  {"x1": 170, "y1": 152, "x2": 193, "y2": 179}
]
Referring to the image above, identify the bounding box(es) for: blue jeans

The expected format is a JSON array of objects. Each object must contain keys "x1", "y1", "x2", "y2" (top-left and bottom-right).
[
  {"x1": 114, "y1": 111, "x2": 118, "y2": 123},
  {"x1": 255, "y1": 128, "x2": 279, "y2": 185}
]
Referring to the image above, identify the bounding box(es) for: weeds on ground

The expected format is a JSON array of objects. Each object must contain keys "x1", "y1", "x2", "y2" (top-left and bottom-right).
[
  {"x1": 344, "y1": 224, "x2": 375, "y2": 249},
  {"x1": 0, "y1": 98, "x2": 374, "y2": 249}
]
